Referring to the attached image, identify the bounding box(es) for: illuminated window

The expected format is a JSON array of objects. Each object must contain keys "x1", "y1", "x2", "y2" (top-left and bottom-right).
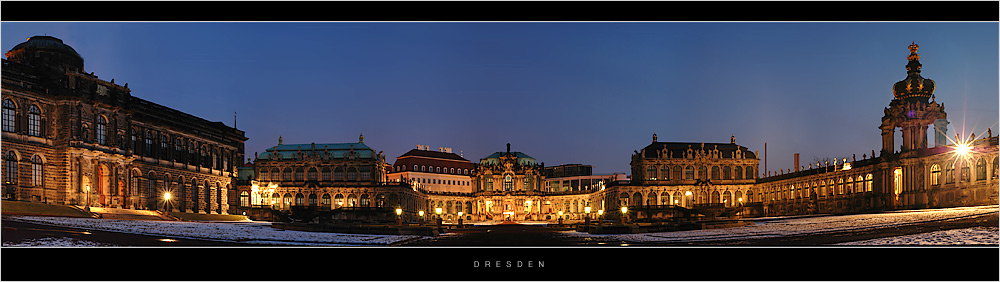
[
  {"x1": 4, "y1": 151, "x2": 17, "y2": 184},
  {"x1": 322, "y1": 194, "x2": 331, "y2": 206},
  {"x1": 295, "y1": 193, "x2": 304, "y2": 206},
  {"x1": 646, "y1": 165, "x2": 656, "y2": 180},
  {"x1": 2, "y1": 99, "x2": 15, "y2": 133},
  {"x1": 865, "y1": 174, "x2": 873, "y2": 192},
  {"x1": 930, "y1": 164, "x2": 941, "y2": 185},
  {"x1": 31, "y1": 155, "x2": 43, "y2": 187},
  {"x1": 503, "y1": 174, "x2": 513, "y2": 191},
  {"x1": 960, "y1": 160, "x2": 970, "y2": 182},
  {"x1": 660, "y1": 165, "x2": 670, "y2": 180},
  {"x1": 308, "y1": 194, "x2": 317, "y2": 206}
]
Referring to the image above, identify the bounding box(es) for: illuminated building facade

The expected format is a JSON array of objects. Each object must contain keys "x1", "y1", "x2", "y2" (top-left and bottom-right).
[
  {"x1": 234, "y1": 42, "x2": 996, "y2": 222},
  {"x1": 386, "y1": 145, "x2": 474, "y2": 194},
  {"x1": 1, "y1": 36, "x2": 246, "y2": 213}
]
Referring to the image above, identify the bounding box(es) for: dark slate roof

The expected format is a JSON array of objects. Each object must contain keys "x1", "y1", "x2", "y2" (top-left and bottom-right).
[
  {"x1": 398, "y1": 149, "x2": 470, "y2": 162},
  {"x1": 481, "y1": 152, "x2": 538, "y2": 166},
  {"x1": 641, "y1": 142, "x2": 757, "y2": 159},
  {"x1": 8, "y1": 35, "x2": 82, "y2": 59}
]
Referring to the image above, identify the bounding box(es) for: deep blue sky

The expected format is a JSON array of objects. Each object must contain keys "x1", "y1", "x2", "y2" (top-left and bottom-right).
[{"x1": 3, "y1": 22, "x2": 997, "y2": 174}]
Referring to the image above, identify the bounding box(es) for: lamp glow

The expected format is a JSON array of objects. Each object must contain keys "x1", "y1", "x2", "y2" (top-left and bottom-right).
[
  {"x1": 395, "y1": 208, "x2": 402, "y2": 216},
  {"x1": 585, "y1": 206, "x2": 591, "y2": 214},
  {"x1": 621, "y1": 206, "x2": 628, "y2": 214},
  {"x1": 164, "y1": 192, "x2": 171, "y2": 201}
]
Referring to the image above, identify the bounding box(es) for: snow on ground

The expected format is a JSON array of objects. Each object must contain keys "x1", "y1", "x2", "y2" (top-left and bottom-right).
[
  {"x1": 3, "y1": 237, "x2": 118, "y2": 247},
  {"x1": 834, "y1": 226, "x2": 999, "y2": 245},
  {"x1": 559, "y1": 205, "x2": 999, "y2": 245},
  {"x1": 2, "y1": 216, "x2": 423, "y2": 246}
]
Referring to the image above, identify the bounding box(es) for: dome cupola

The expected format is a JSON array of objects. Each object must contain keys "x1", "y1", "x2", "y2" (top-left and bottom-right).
[
  {"x1": 892, "y1": 42, "x2": 935, "y2": 101},
  {"x1": 5, "y1": 35, "x2": 84, "y2": 71}
]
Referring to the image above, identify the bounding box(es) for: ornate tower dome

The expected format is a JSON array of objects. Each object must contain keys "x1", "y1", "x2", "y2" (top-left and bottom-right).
[
  {"x1": 5, "y1": 35, "x2": 84, "y2": 71},
  {"x1": 892, "y1": 42, "x2": 935, "y2": 101}
]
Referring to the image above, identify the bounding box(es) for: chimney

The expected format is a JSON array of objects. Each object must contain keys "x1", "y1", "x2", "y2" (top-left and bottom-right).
[{"x1": 794, "y1": 153, "x2": 800, "y2": 172}]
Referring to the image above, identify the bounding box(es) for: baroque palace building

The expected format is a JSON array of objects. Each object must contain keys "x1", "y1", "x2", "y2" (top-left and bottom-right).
[
  {"x1": 234, "y1": 44, "x2": 996, "y2": 222},
  {"x1": 2, "y1": 36, "x2": 247, "y2": 213}
]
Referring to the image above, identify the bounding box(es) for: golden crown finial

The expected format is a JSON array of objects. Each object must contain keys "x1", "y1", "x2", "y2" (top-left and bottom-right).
[{"x1": 907, "y1": 41, "x2": 920, "y2": 61}]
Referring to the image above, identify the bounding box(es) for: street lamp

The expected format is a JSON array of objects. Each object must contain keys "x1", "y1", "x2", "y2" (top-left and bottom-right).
[
  {"x1": 85, "y1": 185, "x2": 91, "y2": 211},
  {"x1": 597, "y1": 209, "x2": 604, "y2": 226},
  {"x1": 395, "y1": 208, "x2": 403, "y2": 226},
  {"x1": 621, "y1": 206, "x2": 628, "y2": 224},
  {"x1": 557, "y1": 210, "x2": 563, "y2": 225},
  {"x1": 418, "y1": 210, "x2": 425, "y2": 225},
  {"x1": 584, "y1": 206, "x2": 591, "y2": 228},
  {"x1": 458, "y1": 211, "x2": 464, "y2": 226},
  {"x1": 435, "y1": 207, "x2": 443, "y2": 227},
  {"x1": 163, "y1": 192, "x2": 172, "y2": 216}
]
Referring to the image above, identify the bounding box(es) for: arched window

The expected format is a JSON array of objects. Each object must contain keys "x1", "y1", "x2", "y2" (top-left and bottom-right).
[
  {"x1": 632, "y1": 192, "x2": 643, "y2": 207},
  {"x1": 2, "y1": 99, "x2": 15, "y2": 133},
  {"x1": 308, "y1": 167, "x2": 318, "y2": 181},
  {"x1": 322, "y1": 194, "x2": 331, "y2": 207},
  {"x1": 359, "y1": 166, "x2": 371, "y2": 181},
  {"x1": 295, "y1": 193, "x2": 305, "y2": 206},
  {"x1": 698, "y1": 166, "x2": 708, "y2": 180},
  {"x1": 673, "y1": 165, "x2": 682, "y2": 180},
  {"x1": 240, "y1": 191, "x2": 249, "y2": 207},
  {"x1": 413, "y1": 165, "x2": 418, "y2": 171},
  {"x1": 865, "y1": 174, "x2": 873, "y2": 192},
  {"x1": 30, "y1": 155, "x2": 43, "y2": 187},
  {"x1": 270, "y1": 168, "x2": 279, "y2": 181},
  {"x1": 723, "y1": 166, "x2": 732, "y2": 180},
  {"x1": 295, "y1": 167, "x2": 304, "y2": 181},
  {"x1": 646, "y1": 165, "x2": 656, "y2": 180},
  {"x1": 282, "y1": 168, "x2": 292, "y2": 181},
  {"x1": 145, "y1": 131, "x2": 154, "y2": 158},
  {"x1": 619, "y1": 192, "x2": 630, "y2": 207},
  {"x1": 4, "y1": 151, "x2": 18, "y2": 184},
  {"x1": 735, "y1": 166, "x2": 743, "y2": 180},
  {"x1": 745, "y1": 166, "x2": 754, "y2": 179},
  {"x1": 335, "y1": 167, "x2": 345, "y2": 181},
  {"x1": 945, "y1": 162, "x2": 955, "y2": 183},
  {"x1": 464, "y1": 169, "x2": 469, "y2": 175},
  {"x1": 450, "y1": 168, "x2": 455, "y2": 174},
  {"x1": 930, "y1": 164, "x2": 941, "y2": 185},
  {"x1": 421, "y1": 165, "x2": 426, "y2": 172},
  {"x1": 684, "y1": 166, "x2": 694, "y2": 180},
  {"x1": 321, "y1": 167, "x2": 331, "y2": 181},
  {"x1": 347, "y1": 167, "x2": 358, "y2": 181},
  {"x1": 976, "y1": 158, "x2": 987, "y2": 181},
  {"x1": 503, "y1": 174, "x2": 513, "y2": 191},
  {"x1": 334, "y1": 194, "x2": 344, "y2": 208},
  {"x1": 960, "y1": 160, "x2": 970, "y2": 182},
  {"x1": 660, "y1": 165, "x2": 670, "y2": 180},
  {"x1": 93, "y1": 115, "x2": 107, "y2": 145},
  {"x1": 27, "y1": 105, "x2": 41, "y2": 137},
  {"x1": 308, "y1": 194, "x2": 317, "y2": 206},
  {"x1": 711, "y1": 166, "x2": 720, "y2": 180}
]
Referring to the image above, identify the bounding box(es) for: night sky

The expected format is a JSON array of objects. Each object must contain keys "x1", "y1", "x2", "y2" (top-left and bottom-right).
[{"x1": 3, "y1": 22, "x2": 997, "y2": 175}]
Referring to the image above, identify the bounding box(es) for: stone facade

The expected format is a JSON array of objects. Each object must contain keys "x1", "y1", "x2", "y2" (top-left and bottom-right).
[{"x1": 2, "y1": 36, "x2": 246, "y2": 214}]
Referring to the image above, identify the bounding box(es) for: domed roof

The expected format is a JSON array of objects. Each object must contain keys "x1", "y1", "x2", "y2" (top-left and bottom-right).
[
  {"x1": 892, "y1": 42, "x2": 935, "y2": 100},
  {"x1": 7, "y1": 35, "x2": 82, "y2": 59}
]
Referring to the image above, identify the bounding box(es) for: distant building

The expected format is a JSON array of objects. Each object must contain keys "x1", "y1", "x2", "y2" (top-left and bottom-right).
[
  {"x1": 544, "y1": 164, "x2": 627, "y2": 192},
  {"x1": 387, "y1": 145, "x2": 474, "y2": 193},
  {"x1": 1, "y1": 36, "x2": 247, "y2": 214}
]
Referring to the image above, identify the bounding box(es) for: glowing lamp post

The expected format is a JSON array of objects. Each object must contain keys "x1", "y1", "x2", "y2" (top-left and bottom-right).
[
  {"x1": 597, "y1": 209, "x2": 604, "y2": 226},
  {"x1": 418, "y1": 210, "x2": 425, "y2": 225},
  {"x1": 620, "y1": 206, "x2": 628, "y2": 224},
  {"x1": 584, "y1": 206, "x2": 592, "y2": 228},
  {"x1": 557, "y1": 210, "x2": 564, "y2": 225},
  {"x1": 435, "y1": 207, "x2": 443, "y2": 227},
  {"x1": 163, "y1": 192, "x2": 172, "y2": 216},
  {"x1": 458, "y1": 211, "x2": 464, "y2": 226},
  {"x1": 85, "y1": 185, "x2": 91, "y2": 211},
  {"x1": 395, "y1": 208, "x2": 403, "y2": 226}
]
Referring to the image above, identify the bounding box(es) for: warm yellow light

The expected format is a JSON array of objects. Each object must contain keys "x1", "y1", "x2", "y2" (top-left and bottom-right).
[
  {"x1": 842, "y1": 162, "x2": 852, "y2": 170},
  {"x1": 86, "y1": 185, "x2": 90, "y2": 192},
  {"x1": 395, "y1": 208, "x2": 402, "y2": 216},
  {"x1": 685, "y1": 191, "x2": 692, "y2": 196},
  {"x1": 738, "y1": 197, "x2": 743, "y2": 202},
  {"x1": 164, "y1": 192, "x2": 171, "y2": 201},
  {"x1": 419, "y1": 210, "x2": 424, "y2": 217},
  {"x1": 435, "y1": 207, "x2": 442, "y2": 215},
  {"x1": 598, "y1": 209, "x2": 604, "y2": 215},
  {"x1": 458, "y1": 211, "x2": 463, "y2": 217},
  {"x1": 558, "y1": 211, "x2": 563, "y2": 216},
  {"x1": 585, "y1": 206, "x2": 591, "y2": 214},
  {"x1": 955, "y1": 142, "x2": 972, "y2": 157},
  {"x1": 621, "y1": 206, "x2": 628, "y2": 214}
]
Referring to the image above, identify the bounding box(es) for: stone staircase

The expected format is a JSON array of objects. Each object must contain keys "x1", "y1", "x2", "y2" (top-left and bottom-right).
[{"x1": 86, "y1": 207, "x2": 179, "y2": 221}]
